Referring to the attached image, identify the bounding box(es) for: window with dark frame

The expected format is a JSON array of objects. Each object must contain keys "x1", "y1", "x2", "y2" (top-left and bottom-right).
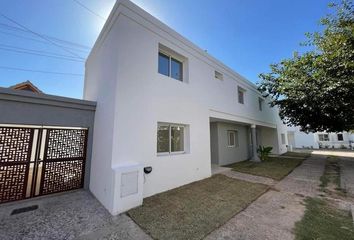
[
  {"x1": 337, "y1": 133, "x2": 344, "y2": 141},
  {"x1": 158, "y1": 52, "x2": 183, "y2": 81}
]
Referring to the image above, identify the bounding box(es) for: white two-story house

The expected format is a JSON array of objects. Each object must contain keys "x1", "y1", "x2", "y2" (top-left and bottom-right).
[{"x1": 84, "y1": 0, "x2": 288, "y2": 215}]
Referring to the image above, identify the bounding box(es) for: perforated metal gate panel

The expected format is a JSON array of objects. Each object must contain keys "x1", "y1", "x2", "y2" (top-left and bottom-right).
[{"x1": 0, "y1": 126, "x2": 88, "y2": 203}]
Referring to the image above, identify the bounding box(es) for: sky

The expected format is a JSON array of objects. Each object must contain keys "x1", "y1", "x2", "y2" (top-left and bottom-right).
[{"x1": 0, "y1": 0, "x2": 337, "y2": 99}]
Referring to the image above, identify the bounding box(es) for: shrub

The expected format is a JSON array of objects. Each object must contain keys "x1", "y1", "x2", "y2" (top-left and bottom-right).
[{"x1": 257, "y1": 146, "x2": 273, "y2": 161}]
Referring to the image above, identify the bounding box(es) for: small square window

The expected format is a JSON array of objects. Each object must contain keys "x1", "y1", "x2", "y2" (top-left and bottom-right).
[
  {"x1": 337, "y1": 133, "x2": 344, "y2": 141},
  {"x1": 214, "y1": 71, "x2": 223, "y2": 80}
]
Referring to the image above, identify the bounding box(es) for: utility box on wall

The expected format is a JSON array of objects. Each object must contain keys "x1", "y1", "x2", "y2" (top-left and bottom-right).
[{"x1": 111, "y1": 162, "x2": 144, "y2": 215}]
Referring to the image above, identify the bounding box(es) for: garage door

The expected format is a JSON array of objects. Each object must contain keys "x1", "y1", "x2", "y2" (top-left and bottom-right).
[{"x1": 0, "y1": 125, "x2": 88, "y2": 204}]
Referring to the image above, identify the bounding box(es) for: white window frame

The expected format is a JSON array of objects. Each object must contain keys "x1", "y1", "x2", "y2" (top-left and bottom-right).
[
  {"x1": 214, "y1": 70, "x2": 223, "y2": 80},
  {"x1": 157, "y1": 123, "x2": 185, "y2": 155},
  {"x1": 318, "y1": 134, "x2": 329, "y2": 141},
  {"x1": 227, "y1": 130, "x2": 238, "y2": 148},
  {"x1": 238, "y1": 86, "x2": 245, "y2": 104},
  {"x1": 158, "y1": 50, "x2": 184, "y2": 81},
  {"x1": 337, "y1": 133, "x2": 344, "y2": 141}
]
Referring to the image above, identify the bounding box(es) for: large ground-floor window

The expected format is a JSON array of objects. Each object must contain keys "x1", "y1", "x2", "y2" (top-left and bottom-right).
[{"x1": 157, "y1": 123, "x2": 185, "y2": 154}]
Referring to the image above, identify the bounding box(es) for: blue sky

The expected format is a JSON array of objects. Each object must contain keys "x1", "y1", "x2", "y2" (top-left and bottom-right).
[{"x1": 0, "y1": 0, "x2": 336, "y2": 98}]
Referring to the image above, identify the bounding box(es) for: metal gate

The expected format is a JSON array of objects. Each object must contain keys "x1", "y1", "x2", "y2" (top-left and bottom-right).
[{"x1": 0, "y1": 125, "x2": 88, "y2": 204}]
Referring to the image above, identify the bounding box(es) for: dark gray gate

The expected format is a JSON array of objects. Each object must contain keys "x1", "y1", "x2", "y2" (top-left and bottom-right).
[{"x1": 0, "y1": 126, "x2": 88, "y2": 204}]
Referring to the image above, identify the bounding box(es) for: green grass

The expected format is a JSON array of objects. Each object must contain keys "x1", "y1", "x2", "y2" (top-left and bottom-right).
[
  {"x1": 294, "y1": 198, "x2": 354, "y2": 240},
  {"x1": 128, "y1": 174, "x2": 268, "y2": 240},
  {"x1": 228, "y1": 157, "x2": 305, "y2": 180},
  {"x1": 320, "y1": 157, "x2": 343, "y2": 193}
]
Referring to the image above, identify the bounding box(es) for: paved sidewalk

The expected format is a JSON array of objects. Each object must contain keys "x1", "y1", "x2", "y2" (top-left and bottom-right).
[
  {"x1": 340, "y1": 157, "x2": 354, "y2": 197},
  {"x1": 206, "y1": 155, "x2": 327, "y2": 240},
  {"x1": 222, "y1": 170, "x2": 278, "y2": 186}
]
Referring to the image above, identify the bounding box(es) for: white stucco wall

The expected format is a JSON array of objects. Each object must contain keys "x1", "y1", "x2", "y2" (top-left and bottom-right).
[
  {"x1": 286, "y1": 126, "x2": 354, "y2": 149},
  {"x1": 84, "y1": 0, "x2": 287, "y2": 214}
]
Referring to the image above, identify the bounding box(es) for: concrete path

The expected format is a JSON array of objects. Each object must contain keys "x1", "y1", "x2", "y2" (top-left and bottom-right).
[
  {"x1": 340, "y1": 157, "x2": 354, "y2": 198},
  {"x1": 0, "y1": 190, "x2": 151, "y2": 240},
  {"x1": 206, "y1": 155, "x2": 327, "y2": 240},
  {"x1": 222, "y1": 170, "x2": 278, "y2": 186}
]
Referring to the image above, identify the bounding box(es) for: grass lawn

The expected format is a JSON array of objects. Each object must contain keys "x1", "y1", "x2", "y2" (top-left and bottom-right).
[
  {"x1": 228, "y1": 157, "x2": 305, "y2": 180},
  {"x1": 128, "y1": 174, "x2": 268, "y2": 240},
  {"x1": 294, "y1": 198, "x2": 354, "y2": 240},
  {"x1": 320, "y1": 157, "x2": 342, "y2": 192},
  {"x1": 282, "y1": 152, "x2": 311, "y2": 158}
]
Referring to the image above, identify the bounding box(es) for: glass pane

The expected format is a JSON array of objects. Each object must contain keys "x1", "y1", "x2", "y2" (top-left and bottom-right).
[
  {"x1": 235, "y1": 131, "x2": 239, "y2": 147},
  {"x1": 157, "y1": 125, "x2": 169, "y2": 153},
  {"x1": 171, "y1": 126, "x2": 184, "y2": 152},
  {"x1": 238, "y1": 91, "x2": 244, "y2": 104},
  {"x1": 171, "y1": 58, "x2": 183, "y2": 81},
  {"x1": 228, "y1": 131, "x2": 235, "y2": 146},
  {"x1": 158, "y1": 52, "x2": 169, "y2": 77}
]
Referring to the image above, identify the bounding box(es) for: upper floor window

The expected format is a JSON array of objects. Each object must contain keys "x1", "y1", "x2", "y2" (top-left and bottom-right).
[
  {"x1": 318, "y1": 134, "x2": 329, "y2": 141},
  {"x1": 214, "y1": 71, "x2": 223, "y2": 80},
  {"x1": 258, "y1": 98, "x2": 264, "y2": 111},
  {"x1": 158, "y1": 52, "x2": 183, "y2": 81},
  {"x1": 337, "y1": 133, "x2": 344, "y2": 141},
  {"x1": 238, "y1": 87, "x2": 245, "y2": 104}
]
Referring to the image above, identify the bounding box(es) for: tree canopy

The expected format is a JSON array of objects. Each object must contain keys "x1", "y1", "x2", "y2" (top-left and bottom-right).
[{"x1": 258, "y1": 1, "x2": 354, "y2": 132}]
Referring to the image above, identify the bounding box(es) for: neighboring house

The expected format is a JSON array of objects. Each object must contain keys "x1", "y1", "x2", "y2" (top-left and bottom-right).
[
  {"x1": 287, "y1": 126, "x2": 354, "y2": 149},
  {"x1": 10, "y1": 80, "x2": 43, "y2": 93},
  {"x1": 84, "y1": 0, "x2": 288, "y2": 215}
]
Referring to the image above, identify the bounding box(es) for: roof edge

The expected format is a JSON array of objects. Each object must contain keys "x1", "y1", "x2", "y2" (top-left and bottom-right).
[{"x1": 87, "y1": 0, "x2": 260, "y2": 92}]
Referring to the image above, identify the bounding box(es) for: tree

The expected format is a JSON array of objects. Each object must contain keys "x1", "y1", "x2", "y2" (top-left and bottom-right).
[{"x1": 258, "y1": 1, "x2": 354, "y2": 132}]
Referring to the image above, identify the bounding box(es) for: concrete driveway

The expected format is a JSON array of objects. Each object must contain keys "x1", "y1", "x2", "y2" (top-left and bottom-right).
[{"x1": 0, "y1": 190, "x2": 151, "y2": 240}]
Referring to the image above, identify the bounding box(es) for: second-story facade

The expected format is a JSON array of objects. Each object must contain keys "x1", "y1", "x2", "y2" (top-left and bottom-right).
[{"x1": 84, "y1": 0, "x2": 288, "y2": 215}]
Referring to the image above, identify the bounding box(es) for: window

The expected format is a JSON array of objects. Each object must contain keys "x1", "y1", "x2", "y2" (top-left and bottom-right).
[
  {"x1": 157, "y1": 123, "x2": 185, "y2": 154},
  {"x1": 258, "y1": 98, "x2": 264, "y2": 111},
  {"x1": 158, "y1": 52, "x2": 183, "y2": 81},
  {"x1": 318, "y1": 134, "x2": 329, "y2": 141},
  {"x1": 214, "y1": 71, "x2": 223, "y2": 80},
  {"x1": 238, "y1": 87, "x2": 245, "y2": 104},
  {"x1": 281, "y1": 133, "x2": 286, "y2": 144},
  {"x1": 227, "y1": 130, "x2": 239, "y2": 147},
  {"x1": 337, "y1": 133, "x2": 344, "y2": 141}
]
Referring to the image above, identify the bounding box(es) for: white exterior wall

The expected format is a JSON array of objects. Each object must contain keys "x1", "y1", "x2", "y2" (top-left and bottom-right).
[
  {"x1": 287, "y1": 126, "x2": 353, "y2": 149},
  {"x1": 84, "y1": 0, "x2": 287, "y2": 214}
]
